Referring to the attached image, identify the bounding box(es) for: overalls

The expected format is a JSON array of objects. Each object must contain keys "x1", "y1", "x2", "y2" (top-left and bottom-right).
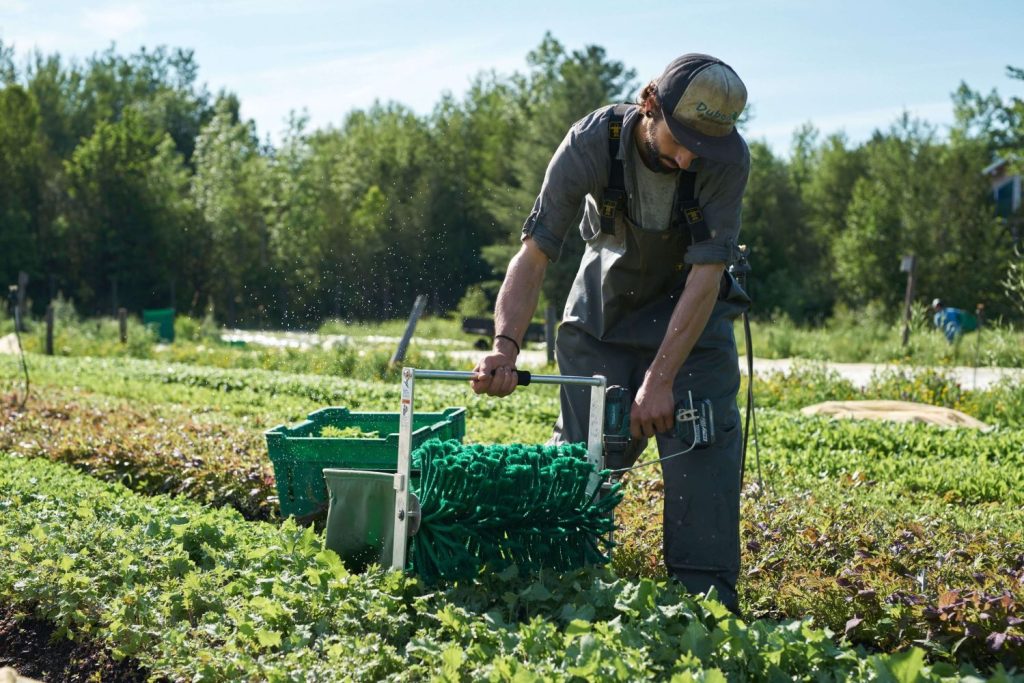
[{"x1": 551, "y1": 105, "x2": 750, "y2": 613}]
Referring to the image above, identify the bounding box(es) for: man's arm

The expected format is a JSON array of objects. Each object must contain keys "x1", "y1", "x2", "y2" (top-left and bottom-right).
[
  {"x1": 470, "y1": 237, "x2": 549, "y2": 396},
  {"x1": 630, "y1": 262, "x2": 724, "y2": 438}
]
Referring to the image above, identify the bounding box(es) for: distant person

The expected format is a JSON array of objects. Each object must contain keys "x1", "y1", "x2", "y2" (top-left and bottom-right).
[{"x1": 930, "y1": 298, "x2": 978, "y2": 343}]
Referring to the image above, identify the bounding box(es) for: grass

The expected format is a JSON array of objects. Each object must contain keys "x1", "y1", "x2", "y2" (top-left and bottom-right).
[
  {"x1": 2, "y1": 352, "x2": 1022, "y2": 673},
  {"x1": 6, "y1": 302, "x2": 1023, "y2": 378},
  {"x1": 737, "y1": 305, "x2": 1024, "y2": 367}
]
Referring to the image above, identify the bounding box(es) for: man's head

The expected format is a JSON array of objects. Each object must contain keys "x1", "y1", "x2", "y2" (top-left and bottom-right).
[{"x1": 636, "y1": 53, "x2": 747, "y2": 171}]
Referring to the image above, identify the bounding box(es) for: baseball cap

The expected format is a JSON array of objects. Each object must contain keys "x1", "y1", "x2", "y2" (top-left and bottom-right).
[{"x1": 655, "y1": 53, "x2": 748, "y2": 165}]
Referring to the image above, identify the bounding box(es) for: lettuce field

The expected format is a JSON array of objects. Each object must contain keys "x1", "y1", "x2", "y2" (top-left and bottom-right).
[{"x1": 1, "y1": 353, "x2": 1022, "y2": 681}]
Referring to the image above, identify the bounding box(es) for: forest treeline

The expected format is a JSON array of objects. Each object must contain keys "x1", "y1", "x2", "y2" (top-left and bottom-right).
[{"x1": 1, "y1": 34, "x2": 1021, "y2": 327}]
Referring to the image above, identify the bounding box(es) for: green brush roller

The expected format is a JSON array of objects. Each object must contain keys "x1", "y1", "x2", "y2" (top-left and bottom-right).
[
  {"x1": 321, "y1": 368, "x2": 622, "y2": 583},
  {"x1": 410, "y1": 439, "x2": 622, "y2": 583}
]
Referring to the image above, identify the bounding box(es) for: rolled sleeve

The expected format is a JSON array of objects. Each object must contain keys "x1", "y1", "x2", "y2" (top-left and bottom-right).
[
  {"x1": 684, "y1": 143, "x2": 750, "y2": 266},
  {"x1": 521, "y1": 201, "x2": 566, "y2": 263},
  {"x1": 521, "y1": 112, "x2": 606, "y2": 262}
]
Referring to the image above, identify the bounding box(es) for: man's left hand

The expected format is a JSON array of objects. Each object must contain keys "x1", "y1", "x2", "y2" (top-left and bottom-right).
[{"x1": 630, "y1": 377, "x2": 675, "y2": 438}]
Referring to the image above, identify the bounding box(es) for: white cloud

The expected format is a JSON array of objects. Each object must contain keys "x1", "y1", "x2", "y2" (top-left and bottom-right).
[
  {"x1": 81, "y1": 4, "x2": 147, "y2": 39},
  {"x1": 0, "y1": 0, "x2": 29, "y2": 12}
]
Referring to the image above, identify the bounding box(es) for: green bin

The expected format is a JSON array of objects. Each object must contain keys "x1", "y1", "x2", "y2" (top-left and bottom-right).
[
  {"x1": 265, "y1": 406, "x2": 465, "y2": 519},
  {"x1": 142, "y1": 308, "x2": 175, "y2": 342}
]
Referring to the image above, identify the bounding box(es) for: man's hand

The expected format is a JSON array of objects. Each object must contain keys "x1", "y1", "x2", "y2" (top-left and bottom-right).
[
  {"x1": 630, "y1": 263, "x2": 723, "y2": 437},
  {"x1": 471, "y1": 339, "x2": 520, "y2": 397},
  {"x1": 630, "y1": 376, "x2": 675, "y2": 438}
]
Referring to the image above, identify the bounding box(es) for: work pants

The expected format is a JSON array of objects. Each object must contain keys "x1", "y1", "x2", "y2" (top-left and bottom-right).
[{"x1": 552, "y1": 304, "x2": 743, "y2": 614}]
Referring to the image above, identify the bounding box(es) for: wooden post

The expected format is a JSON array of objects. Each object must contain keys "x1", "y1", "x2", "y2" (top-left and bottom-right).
[
  {"x1": 900, "y1": 254, "x2": 916, "y2": 346},
  {"x1": 16, "y1": 271, "x2": 28, "y2": 332},
  {"x1": 390, "y1": 295, "x2": 428, "y2": 367},
  {"x1": 45, "y1": 304, "x2": 54, "y2": 355},
  {"x1": 111, "y1": 276, "x2": 118, "y2": 318},
  {"x1": 972, "y1": 303, "x2": 985, "y2": 390},
  {"x1": 545, "y1": 304, "x2": 557, "y2": 365},
  {"x1": 118, "y1": 307, "x2": 128, "y2": 344},
  {"x1": 11, "y1": 288, "x2": 21, "y2": 333}
]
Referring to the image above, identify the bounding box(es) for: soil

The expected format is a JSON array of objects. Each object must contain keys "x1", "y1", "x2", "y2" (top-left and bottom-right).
[{"x1": 0, "y1": 606, "x2": 147, "y2": 683}]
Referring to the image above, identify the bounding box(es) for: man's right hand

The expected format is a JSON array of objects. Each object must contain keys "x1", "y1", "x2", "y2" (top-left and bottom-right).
[{"x1": 471, "y1": 344, "x2": 520, "y2": 397}]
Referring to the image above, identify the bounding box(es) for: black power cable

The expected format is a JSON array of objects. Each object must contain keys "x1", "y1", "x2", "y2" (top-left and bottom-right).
[
  {"x1": 730, "y1": 249, "x2": 768, "y2": 497},
  {"x1": 741, "y1": 310, "x2": 767, "y2": 496}
]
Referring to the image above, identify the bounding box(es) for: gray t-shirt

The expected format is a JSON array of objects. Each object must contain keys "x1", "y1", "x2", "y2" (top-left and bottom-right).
[
  {"x1": 522, "y1": 104, "x2": 749, "y2": 265},
  {"x1": 629, "y1": 137, "x2": 678, "y2": 231}
]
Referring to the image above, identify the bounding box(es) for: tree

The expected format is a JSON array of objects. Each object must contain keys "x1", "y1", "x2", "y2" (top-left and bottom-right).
[
  {"x1": 833, "y1": 115, "x2": 1011, "y2": 315},
  {"x1": 482, "y1": 33, "x2": 637, "y2": 312},
  {"x1": 191, "y1": 100, "x2": 272, "y2": 325},
  {"x1": 422, "y1": 85, "x2": 519, "y2": 312},
  {"x1": 795, "y1": 132, "x2": 868, "y2": 319},
  {"x1": 5, "y1": 37, "x2": 1020, "y2": 329},
  {"x1": 0, "y1": 85, "x2": 46, "y2": 301},
  {"x1": 951, "y1": 65, "x2": 1024, "y2": 157},
  {"x1": 59, "y1": 108, "x2": 191, "y2": 314},
  {"x1": 740, "y1": 141, "x2": 824, "y2": 319},
  {"x1": 0, "y1": 39, "x2": 15, "y2": 84}
]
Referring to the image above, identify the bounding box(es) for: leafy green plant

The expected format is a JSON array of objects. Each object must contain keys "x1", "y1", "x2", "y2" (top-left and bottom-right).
[
  {"x1": 319, "y1": 425, "x2": 380, "y2": 438},
  {"x1": 3, "y1": 353, "x2": 1024, "y2": 674},
  {"x1": 3, "y1": 455, "x2": 1015, "y2": 681},
  {"x1": 1004, "y1": 260, "x2": 1024, "y2": 318}
]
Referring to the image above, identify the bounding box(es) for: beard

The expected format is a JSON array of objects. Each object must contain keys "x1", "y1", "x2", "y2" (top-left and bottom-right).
[{"x1": 638, "y1": 120, "x2": 680, "y2": 174}]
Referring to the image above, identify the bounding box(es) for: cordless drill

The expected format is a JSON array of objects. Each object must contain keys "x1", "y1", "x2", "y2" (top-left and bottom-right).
[{"x1": 603, "y1": 385, "x2": 715, "y2": 465}]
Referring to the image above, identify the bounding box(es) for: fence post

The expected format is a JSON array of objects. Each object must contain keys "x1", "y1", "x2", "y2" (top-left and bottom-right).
[
  {"x1": 972, "y1": 303, "x2": 985, "y2": 390},
  {"x1": 390, "y1": 294, "x2": 428, "y2": 367},
  {"x1": 545, "y1": 304, "x2": 557, "y2": 365},
  {"x1": 119, "y1": 308, "x2": 128, "y2": 344},
  {"x1": 16, "y1": 271, "x2": 28, "y2": 332},
  {"x1": 11, "y1": 287, "x2": 21, "y2": 333},
  {"x1": 45, "y1": 304, "x2": 54, "y2": 355},
  {"x1": 900, "y1": 254, "x2": 916, "y2": 346}
]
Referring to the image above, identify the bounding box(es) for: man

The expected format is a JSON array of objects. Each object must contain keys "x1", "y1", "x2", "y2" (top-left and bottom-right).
[
  {"x1": 930, "y1": 298, "x2": 979, "y2": 343},
  {"x1": 471, "y1": 54, "x2": 752, "y2": 614}
]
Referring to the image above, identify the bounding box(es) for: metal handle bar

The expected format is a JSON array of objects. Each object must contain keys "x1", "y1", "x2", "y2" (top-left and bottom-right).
[{"x1": 411, "y1": 368, "x2": 604, "y2": 388}]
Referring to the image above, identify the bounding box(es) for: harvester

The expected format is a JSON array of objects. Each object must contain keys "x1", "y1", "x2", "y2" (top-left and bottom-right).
[{"x1": 267, "y1": 367, "x2": 711, "y2": 583}]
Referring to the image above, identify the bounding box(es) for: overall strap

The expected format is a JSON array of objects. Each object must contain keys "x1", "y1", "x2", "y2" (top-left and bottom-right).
[
  {"x1": 671, "y1": 170, "x2": 712, "y2": 243},
  {"x1": 600, "y1": 104, "x2": 631, "y2": 235}
]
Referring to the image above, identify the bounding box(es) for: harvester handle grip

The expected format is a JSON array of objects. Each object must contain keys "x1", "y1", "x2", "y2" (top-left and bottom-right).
[{"x1": 488, "y1": 368, "x2": 532, "y2": 386}]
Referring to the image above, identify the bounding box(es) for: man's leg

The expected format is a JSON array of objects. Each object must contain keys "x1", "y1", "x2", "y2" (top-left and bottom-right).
[
  {"x1": 652, "y1": 310, "x2": 743, "y2": 614},
  {"x1": 551, "y1": 324, "x2": 646, "y2": 469}
]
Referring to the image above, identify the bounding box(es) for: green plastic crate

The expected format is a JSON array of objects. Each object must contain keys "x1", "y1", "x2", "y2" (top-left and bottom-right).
[
  {"x1": 142, "y1": 308, "x2": 175, "y2": 342},
  {"x1": 265, "y1": 406, "x2": 466, "y2": 519}
]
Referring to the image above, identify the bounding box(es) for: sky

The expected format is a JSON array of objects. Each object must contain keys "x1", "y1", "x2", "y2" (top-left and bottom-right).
[{"x1": 2, "y1": 0, "x2": 1022, "y2": 155}]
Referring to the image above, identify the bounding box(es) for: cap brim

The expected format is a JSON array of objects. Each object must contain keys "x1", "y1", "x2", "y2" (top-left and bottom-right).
[{"x1": 665, "y1": 116, "x2": 747, "y2": 165}]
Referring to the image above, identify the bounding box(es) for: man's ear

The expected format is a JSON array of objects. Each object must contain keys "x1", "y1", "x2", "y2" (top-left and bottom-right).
[
  {"x1": 643, "y1": 88, "x2": 660, "y2": 119},
  {"x1": 643, "y1": 92, "x2": 655, "y2": 116}
]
